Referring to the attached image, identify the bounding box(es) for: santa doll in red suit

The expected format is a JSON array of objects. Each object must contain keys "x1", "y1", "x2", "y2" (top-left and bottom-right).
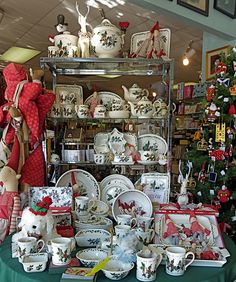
[
  {"x1": 163, "y1": 214, "x2": 180, "y2": 245},
  {"x1": 190, "y1": 213, "x2": 211, "y2": 243}
]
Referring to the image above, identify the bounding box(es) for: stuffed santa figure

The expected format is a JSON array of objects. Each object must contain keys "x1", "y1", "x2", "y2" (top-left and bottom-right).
[
  {"x1": 163, "y1": 214, "x2": 180, "y2": 245},
  {"x1": 190, "y1": 213, "x2": 211, "y2": 243}
]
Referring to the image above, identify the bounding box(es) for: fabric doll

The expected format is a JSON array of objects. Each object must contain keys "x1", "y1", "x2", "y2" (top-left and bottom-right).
[
  {"x1": 0, "y1": 135, "x2": 21, "y2": 244},
  {"x1": 163, "y1": 214, "x2": 180, "y2": 245},
  {"x1": 190, "y1": 213, "x2": 211, "y2": 243}
]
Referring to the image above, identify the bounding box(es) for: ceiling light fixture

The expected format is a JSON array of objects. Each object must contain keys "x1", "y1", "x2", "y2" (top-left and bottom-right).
[
  {"x1": 182, "y1": 40, "x2": 196, "y2": 66},
  {"x1": 0, "y1": 46, "x2": 41, "y2": 64}
]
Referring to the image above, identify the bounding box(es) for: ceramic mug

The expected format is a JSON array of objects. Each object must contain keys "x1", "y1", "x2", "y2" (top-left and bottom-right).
[
  {"x1": 135, "y1": 228, "x2": 155, "y2": 245},
  {"x1": 75, "y1": 104, "x2": 89, "y2": 118},
  {"x1": 136, "y1": 250, "x2": 162, "y2": 281},
  {"x1": 75, "y1": 196, "x2": 89, "y2": 215},
  {"x1": 62, "y1": 104, "x2": 75, "y2": 118},
  {"x1": 139, "y1": 150, "x2": 157, "y2": 162},
  {"x1": 165, "y1": 246, "x2": 195, "y2": 276},
  {"x1": 59, "y1": 90, "x2": 68, "y2": 104},
  {"x1": 136, "y1": 216, "x2": 154, "y2": 232},
  {"x1": 48, "y1": 46, "x2": 59, "y2": 57},
  {"x1": 68, "y1": 45, "x2": 79, "y2": 58},
  {"x1": 51, "y1": 237, "x2": 73, "y2": 265},
  {"x1": 17, "y1": 237, "x2": 45, "y2": 263},
  {"x1": 67, "y1": 92, "x2": 76, "y2": 104},
  {"x1": 50, "y1": 104, "x2": 61, "y2": 118},
  {"x1": 117, "y1": 214, "x2": 137, "y2": 227}
]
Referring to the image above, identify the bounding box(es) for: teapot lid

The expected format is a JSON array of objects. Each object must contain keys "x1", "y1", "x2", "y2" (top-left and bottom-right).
[
  {"x1": 130, "y1": 83, "x2": 141, "y2": 89},
  {"x1": 97, "y1": 18, "x2": 117, "y2": 29}
]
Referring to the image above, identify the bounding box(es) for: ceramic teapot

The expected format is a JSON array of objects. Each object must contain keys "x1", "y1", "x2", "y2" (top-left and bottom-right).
[
  {"x1": 153, "y1": 98, "x2": 176, "y2": 118},
  {"x1": 91, "y1": 19, "x2": 123, "y2": 58},
  {"x1": 122, "y1": 84, "x2": 149, "y2": 102},
  {"x1": 128, "y1": 96, "x2": 155, "y2": 118}
]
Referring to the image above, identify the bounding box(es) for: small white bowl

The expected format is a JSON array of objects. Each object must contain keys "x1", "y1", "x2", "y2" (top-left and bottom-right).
[
  {"x1": 75, "y1": 229, "x2": 111, "y2": 247},
  {"x1": 108, "y1": 110, "x2": 130, "y2": 119},
  {"x1": 21, "y1": 253, "x2": 48, "y2": 273},
  {"x1": 76, "y1": 248, "x2": 108, "y2": 268},
  {"x1": 88, "y1": 200, "x2": 109, "y2": 216},
  {"x1": 102, "y1": 258, "x2": 134, "y2": 280}
]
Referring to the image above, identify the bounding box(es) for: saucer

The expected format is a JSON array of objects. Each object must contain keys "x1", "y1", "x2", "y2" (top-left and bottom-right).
[{"x1": 112, "y1": 161, "x2": 135, "y2": 165}]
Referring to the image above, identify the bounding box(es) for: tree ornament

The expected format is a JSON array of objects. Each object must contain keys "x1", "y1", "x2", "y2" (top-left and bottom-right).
[
  {"x1": 216, "y1": 77, "x2": 230, "y2": 87},
  {"x1": 193, "y1": 129, "x2": 202, "y2": 141},
  {"x1": 229, "y1": 85, "x2": 236, "y2": 95},
  {"x1": 198, "y1": 162, "x2": 206, "y2": 184},
  {"x1": 228, "y1": 104, "x2": 236, "y2": 115},
  {"x1": 205, "y1": 102, "x2": 220, "y2": 123},
  {"x1": 217, "y1": 185, "x2": 232, "y2": 203},
  {"x1": 215, "y1": 62, "x2": 227, "y2": 75},
  {"x1": 233, "y1": 61, "x2": 236, "y2": 76},
  {"x1": 197, "y1": 138, "x2": 208, "y2": 151},
  {"x1": 215, "y1": 122, "x2": 226, "y2": 143},
  {"x1": 210, "y1": 148, "x2": 228, "y2": 161},
  {"x1": 206, "y1": 84, "x2": 215, "y2": 102}
]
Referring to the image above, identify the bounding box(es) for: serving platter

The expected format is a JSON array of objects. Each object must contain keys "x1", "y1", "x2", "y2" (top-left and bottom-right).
[
  {"x1": 100, "y1": 174, "x2": 135, "y2": 191},
  {"x1": 55, "y1": 84, "x2": 83, "y2": 105},
  {"x1": 112, "y1": 190, "x2": 153, "y2": 221},
  {"x1": 84, "y1": 91, "x2": 123, "y2": 111},
  {"x1": 56, "y1": 169, "x2": 100, "y2": 200},
  {"x1": 137, "y1": 134, "x2": 168, "y2": 155},
  {"x1": 75, "y1": 229, "x2": 111, "y2": 247}
]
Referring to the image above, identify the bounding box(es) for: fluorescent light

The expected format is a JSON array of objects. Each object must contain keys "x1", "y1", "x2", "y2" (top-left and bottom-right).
[{"x1": 0, "y1": 47, "x2": 41, "y2": 64}]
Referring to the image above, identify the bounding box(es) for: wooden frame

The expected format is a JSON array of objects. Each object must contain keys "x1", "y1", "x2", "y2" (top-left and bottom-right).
[
  {"x1": 214, "y1": 0, "x2": 236, "y2": 19},
  {"x1": 177, "y1": 0, "x2": 209, "y2": 16},
  {"x1": 205, "y1": 46, "x2": 230, "y2": 80}
]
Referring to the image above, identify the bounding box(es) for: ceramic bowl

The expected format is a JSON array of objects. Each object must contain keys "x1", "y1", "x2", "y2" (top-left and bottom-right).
[
  {"x1": 76, "y1": 248, "x2": 108, "y2": 268},
  {"x1": 74, "y1": 216, "x2": 113, "y2": 232},
  {"x1": 21, "y1": 253, "x2": 48, "y2": 273},
  {"x1": 75, "y1": 228, "x2": 111, "y2": 247},
  {"x1": 88, "y1": 199, "x2": 110, "y2": 216},
  {"x1": 102, "y1": 257, "x2": 134, "y2": 280},
  {"x1": 108, "y1": 110, "x2": 130, "y2": 119}
]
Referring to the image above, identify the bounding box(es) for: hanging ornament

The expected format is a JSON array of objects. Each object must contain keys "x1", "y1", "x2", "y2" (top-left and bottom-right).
[
  {"x1": 226, "y1": 127, "x2": 235, "y2": 140},
  {"x1": 217, "y1": 185, "x2": 232, "y2": 203},
  {"x1": 216, "y1": 77, "x2": 230, "y2": 87},
  {"x1": 205, "y1": 102, "x2": 220, "y2": 123},
  {"x1": 210, "y1": 148, "x2": 228, "y2": 161},
  {"x1": 208, "y1": 161, "x2": 217, "y2": 183},
  {"x1": 197, "y1": 138, "x2": 208, "y2": 151},
  {"x1": 228, "y1": 104, "x2": 236, "y2": 115},
  {"x1": 233, "y1": 61, "x2": 236, "y2": 76},
  {"x1": 206, "y1": 84, "x2": 215, "y2": 102},
  {"x1": 229, "y1": 85, "x2": 236, "y2": 95},
  {"x1": 215, "y1": 122, "x2": 226, "y2": 143},
  {"x1": 198, "y1": 162, "x2": 206, "y2": 184},
  {"x1": 215, "y1": 62, "x2": 227, "y2": 75},
  {"x1": 193, "y1": 129, "x2": 202, "y2": 141}
]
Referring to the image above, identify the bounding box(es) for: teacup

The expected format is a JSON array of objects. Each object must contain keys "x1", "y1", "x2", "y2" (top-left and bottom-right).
[
  {"x1": 136, "y1": 250, "x2": 162, "y2": 281},
  {"x1": 51, "y1": 237, "x2": 74, "y2": 265},
  {"x1": 136, "y1": 216, "x2": 154, "y2": 231},
  {"x1": 67, "y1": 93, "x2": 76, "y2": 104},
  {"x1": 59, "y1": 90, "x2": 69, "y2": 104},
  {"x1": 68, "y1": 45, "x2": 79, "y2": 58},
  {"x1": 139, "y1": 150, "x2": 157, "y2": 162},
  {"x1": 75, "y1": 196, "x2": 90, "y2": 216},
  {"x1": 117, "y1": 214, "x2": 137, "y2": 227},
  {"x1": 75, "y1": 104, "x2": 89, "y2": 118},
  {"x1": 17, "y1": 237, "x2": 45, "y2": 263},
  {"x1": 165, "y1": 246, "x2": 195, "y2": 276},
  {"x1": 135, "y1": 228, "x2": 155, "y2": 245}
]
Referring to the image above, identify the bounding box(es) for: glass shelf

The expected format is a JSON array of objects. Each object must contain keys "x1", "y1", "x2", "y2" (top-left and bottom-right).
[{"x1": 40, "y1": 57, "x2": 173, "y2": 76}]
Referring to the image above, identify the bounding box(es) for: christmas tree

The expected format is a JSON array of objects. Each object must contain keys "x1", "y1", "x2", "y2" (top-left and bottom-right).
[{"x1": 186, "y1": 46, "x2": 236, "y2": 225}]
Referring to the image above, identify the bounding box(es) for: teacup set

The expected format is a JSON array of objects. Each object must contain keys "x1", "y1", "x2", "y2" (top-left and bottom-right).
[{"x1": 50, "y1": 90, "x2": 77, "y2": 118}]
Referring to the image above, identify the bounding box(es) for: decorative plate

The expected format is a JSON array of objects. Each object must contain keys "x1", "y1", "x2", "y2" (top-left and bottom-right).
[
  {"x1": 101, "y1": 182, "x2": 130, "y2": 211},
  {"x1": 84, "y1": 91, "x2": 123, "y2": 111},
  {"x1": 130, "y1": 28, "x2": 171, "y2": 58},
  {"x1": 137, "y1": 134, "x2": 168, "y2": 155},
  {"x1": 141, "y1": 172, "x2": 170, "y2": 204},
  {"x1": 55, "y1": 84, "x2": 83, "y2": 105},
  {"x1": 108, "y1": 128, "x2": 127, "y2": 155},
  {"x1": 157, "y1": 214, "x2": 215, "y2": 247},
  {"x1": 100, "y1": 174, "x2": 135, "y2": 191},
  {"x1": 56, "y1": 169, "x2": 100, "y2": 200},
  {"x1": 112, "y1": 190, "x2": 153, "y2": 221}
]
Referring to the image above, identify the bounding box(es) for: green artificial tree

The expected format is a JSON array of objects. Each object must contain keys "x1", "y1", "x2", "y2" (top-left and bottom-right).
[{"x1": 186, "y1": 46, "x2": 236, "y2": 225}]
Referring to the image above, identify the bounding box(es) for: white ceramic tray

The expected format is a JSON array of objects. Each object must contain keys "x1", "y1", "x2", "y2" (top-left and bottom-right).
[
  {"x1": 56, "y1": 169, "x2": 100, "y2": 200},
  {"x1": 55, "y1": 84, "x2": 83, "y2": 105},
  {"x1": 137, "y1": 134, "x2": 168, "y2": 155}
]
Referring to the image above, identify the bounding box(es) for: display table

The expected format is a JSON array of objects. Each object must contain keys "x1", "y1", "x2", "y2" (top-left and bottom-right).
[{"x1": 0, "y1": 234, "x2": 236, "y2": 282}]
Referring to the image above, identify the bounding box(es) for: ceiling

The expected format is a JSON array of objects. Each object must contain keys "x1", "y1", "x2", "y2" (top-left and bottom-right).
[{"x1": 0, "y1": 0, "x2": 203, "y2": 83}]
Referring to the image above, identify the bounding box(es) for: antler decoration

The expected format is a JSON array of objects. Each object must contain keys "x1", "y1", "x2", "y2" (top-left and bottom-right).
[{"x1": 177, "y1": 160, "x2": 192, "y2": 206}]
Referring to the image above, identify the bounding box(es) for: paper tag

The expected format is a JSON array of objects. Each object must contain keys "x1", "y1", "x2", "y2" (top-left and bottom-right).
[
  {"x1": 197, "y1": 191, "x2": 202, "y2": 196},
  {"x1": 210, "y1": 189, "x2": 215, "y2": 195},
  {"x1": 221, "y1": 170, "x2": 226, "y2": 176},
  {"x1": 223, "y1": 97, "x2": 229, "y2": 102}
]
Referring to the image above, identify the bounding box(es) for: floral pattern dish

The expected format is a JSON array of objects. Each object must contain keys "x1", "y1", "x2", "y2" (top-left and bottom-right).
[
  {"x1": 22, "y1": 253, "x2": 48, "y2": 273},
  {"x1": 112, "y1": 190, "x2": 153, "y2": 221},
  {"x1": 100, "y1": 174, "x2": 135, "y2": 191},
  {"x1": 56, "y1": 169, "x2": 100, "y2": 200},
  {"x1": 108, "y1": 128, "x2": 127, "y2": 155},
  {"x1": 76, "y1": 248, "x2": 108, "y2": 268},
  {"x1": 137, "y1": 134, "x2": 168, "y2": 155},
  {"x1": 75, "y1": 229, "x2": 111, "y2": 247}
]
